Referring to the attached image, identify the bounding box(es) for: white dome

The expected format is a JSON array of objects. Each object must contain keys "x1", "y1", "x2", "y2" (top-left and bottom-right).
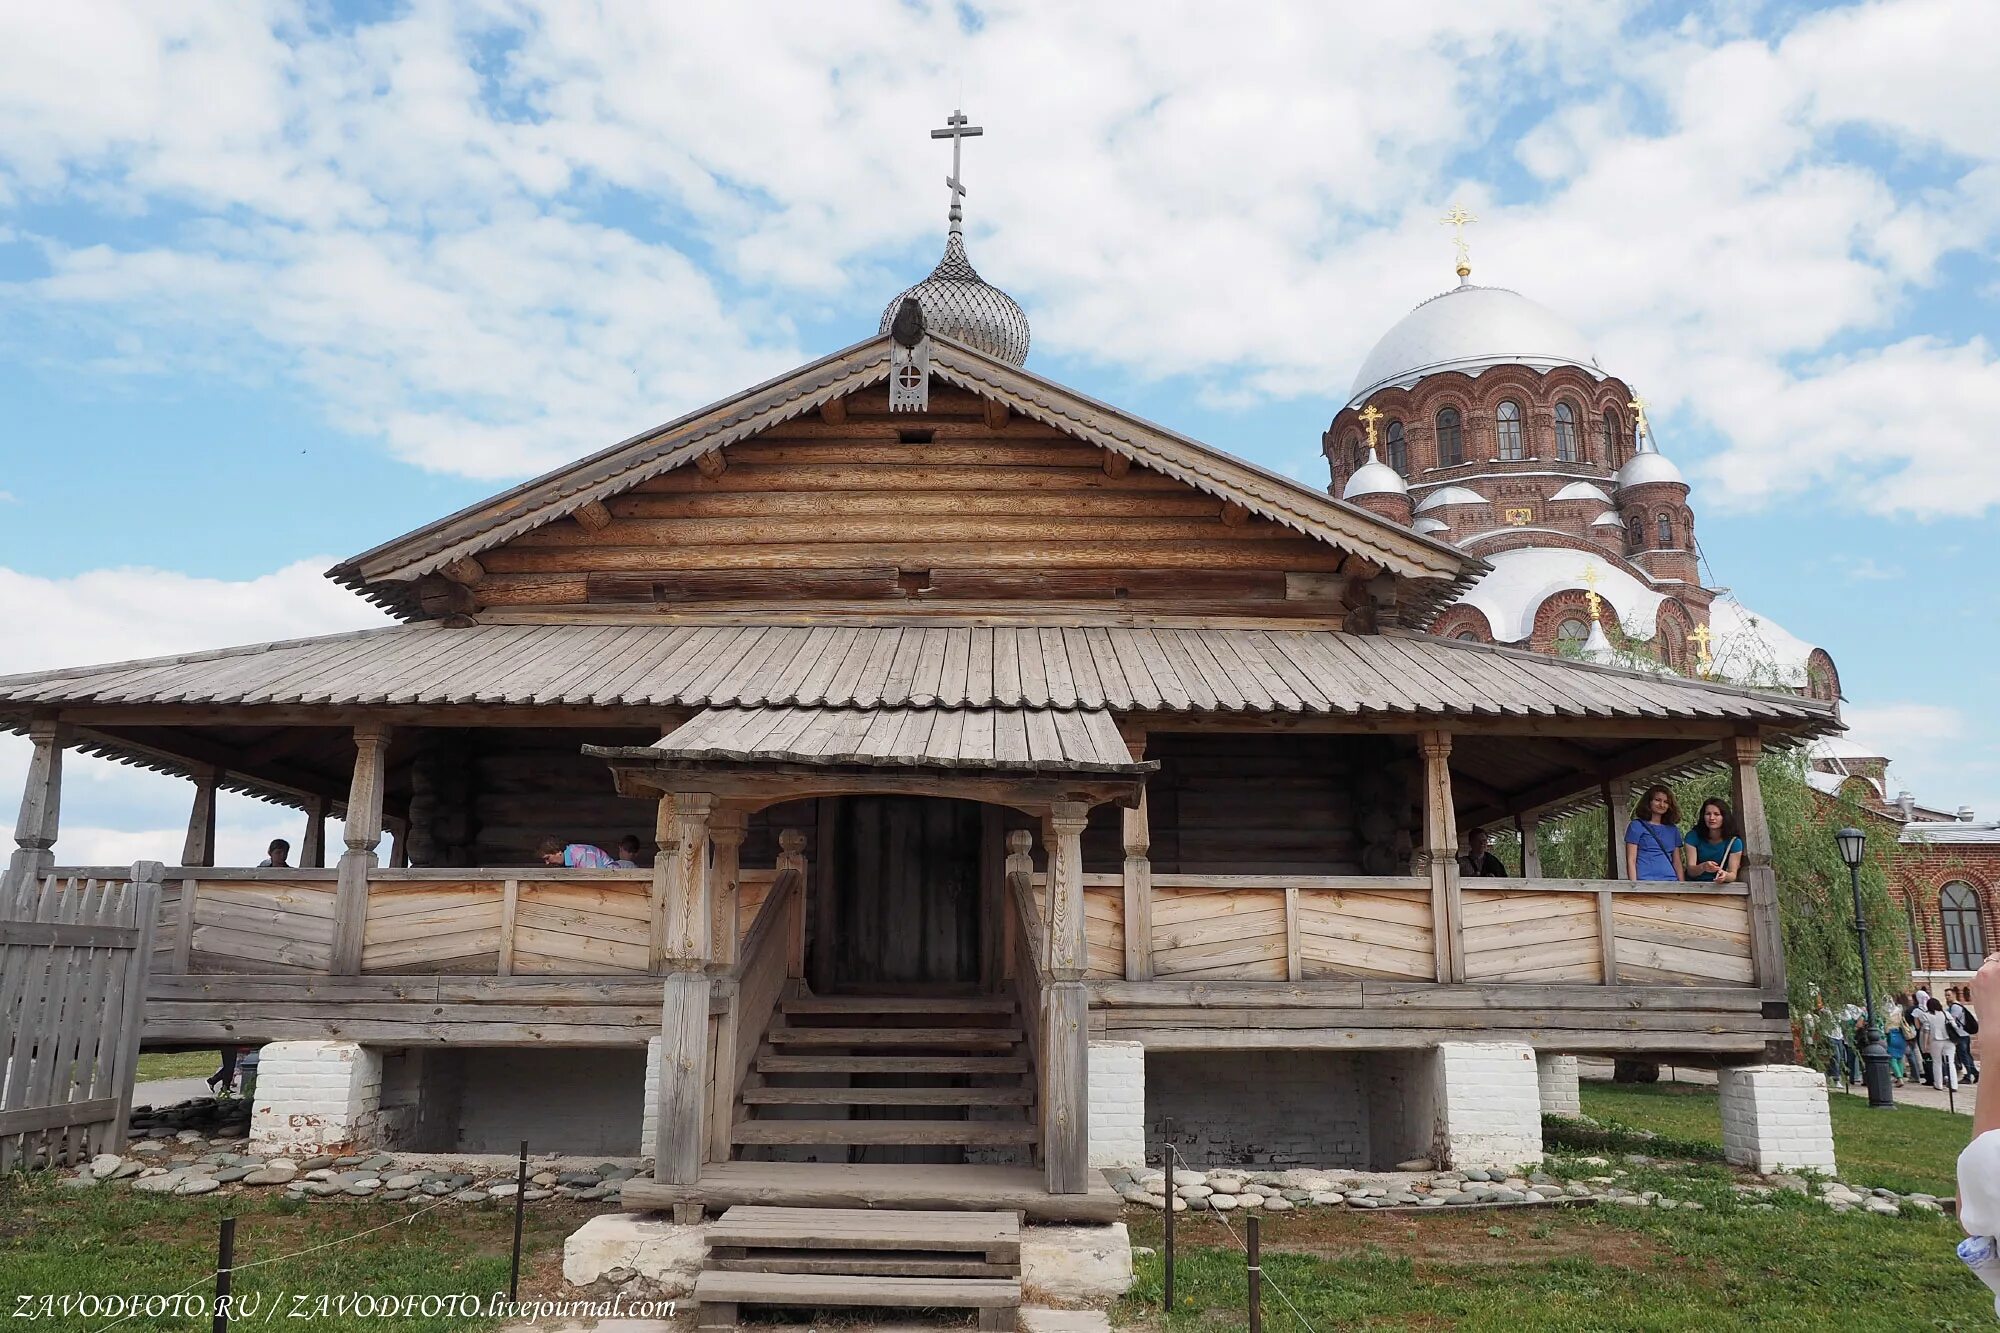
[
  {"x1": 1551, "y1": 481, "x2": 1612, "y2": 504},
  {"x1": 1414, "y1": 516, "x2": 1449, "y2": 534},
  {"x1": 1349, "y1": 283, "x2": 1602, "y2": 405},
  {"x1": 1457, "y1": 547, "x2": 1666, "y2": 643},
  {"x1": 1616, "y1": 450, "x2": 1685, "y2": 489},
  {"x1": 1414, "y1": 485, "x2": 1488, "y2": 514},
  {"x1": 1707, "y1": 595, "x2": 1820, "y2": 690},
  {"x1": 1590, "y1": 511, "x2": 1624, "y2": 528},
  {"x1": 1343, "y1": 457, "x2": 1407, "y2": 499}
]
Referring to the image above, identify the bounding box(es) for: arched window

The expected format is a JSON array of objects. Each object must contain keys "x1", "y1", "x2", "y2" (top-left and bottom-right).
[
  {"x1": 1386, "y1": 419, "x2": 1408, "y2": 475},
  {"x1": 1496, "y1": 400, "x2": 1524, "y2": 461},
  {"x1": 1454, "y1": 630, "x2": 1481, "y2": 642},
  {"x1": 1601, "y1": 407, "x2": 1621, "y2": 467},
  {"x1": 1908, "y1": 900, "x2": 1926, "y2": 972},
  {"x1": 1555, "y1": 400, "x2": 1580, "y2": 462},
  {"x1": 1436, "y1": 408, "x2": 1463, "y2": 467},
  {"x1": 1627, "y1": 516, "x2": 1644, "y2": 552},
  {"x1": 1943, "y1": 883, "x2": 1985, "y2": 971},
  {"x1": 1656, "y1": 513, "x2": 1675, "y2": 548},
  {"x1": 1556, "y1": 617, "x2": 1591, "y2": 647}
]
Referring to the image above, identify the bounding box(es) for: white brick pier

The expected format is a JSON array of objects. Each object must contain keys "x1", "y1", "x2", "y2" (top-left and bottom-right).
[
  {"x1": 1719, "y1": 1065, "x2": 1837, "y2": 1174},
  {"x1": 249, "y1": 1040, "x2": 383, "y2": 1155},
  {"x1": 1432, "y1": 1041, "x2": 1543, "y2": 1169},
  {"x1": 1087, "y1": 1040, "x2": 1145, "y2": 1168},
  {"x1": 1536, "y1": 1052, "x2": 1581, "y2": 1117}
]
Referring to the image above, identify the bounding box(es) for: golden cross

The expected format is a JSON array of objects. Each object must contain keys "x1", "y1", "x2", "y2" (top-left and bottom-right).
[
  {"x1": 1358, "y1": 403, "x2": 1383, "y2": 452},
  {"x1": 1580, "y1": 563, "x2": 1603, "y2": 624},
  {"x1": 1440, "y1": 203, "x2": 1477, "y2": 278},
  {"x1": 1628, "y1": 394, "x2": 1651, "y2": 448},
  {"x1": 1688, "y1": 622, "x2": 1714, "y2": 676}
]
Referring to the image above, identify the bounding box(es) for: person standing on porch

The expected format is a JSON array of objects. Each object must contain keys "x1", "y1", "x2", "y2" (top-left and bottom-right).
[
  {"x1": 258, "y1": 838, "x2": 290, "y2": 868},
  {"x1": 1624, "y1": 785, "x2": 1686, "y2": 882},
  {"x1": 1457, "y1": 826, "x2": 1507, "y2": 877},
  {"x1": 537, "y1": 837, "x2": 616, "y2": 869},
  {"x1": 612, "y1": 835, "x2": 645, "y2": 868},
  {"x1": 1682, "y1": 798, "x2": 1742, "y2": 883}
]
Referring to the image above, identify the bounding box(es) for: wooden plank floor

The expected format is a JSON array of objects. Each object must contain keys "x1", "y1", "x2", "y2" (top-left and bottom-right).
[{"x1": 621, "y1": 1162, "x2": 1122, "y2": 1224}]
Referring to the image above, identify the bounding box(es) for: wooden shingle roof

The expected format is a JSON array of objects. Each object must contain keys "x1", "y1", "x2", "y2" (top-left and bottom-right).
[{"x1": 0, "y1": 621, "x2": 1841, "y2": 730}]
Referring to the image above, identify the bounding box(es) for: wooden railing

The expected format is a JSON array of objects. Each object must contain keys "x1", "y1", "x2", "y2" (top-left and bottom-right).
[
  {"x1": 710, "y1": 864, "x2": 803, "y2": 1162},
  {"x1": 128, "y1": 865, "x2": 781, "y2": 978},
  {"x1": 1032, "y1": 872, "x2": 1757, "y2": 988}
]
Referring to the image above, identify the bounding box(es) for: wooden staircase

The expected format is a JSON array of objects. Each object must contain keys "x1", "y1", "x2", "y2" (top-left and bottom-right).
[
  {"x1": 693, "y1": 1204, "x2": 1021, "y2": 1329},
  {"x1": 733, "y1": 993, "x2": 1039, "y2": 1160}
]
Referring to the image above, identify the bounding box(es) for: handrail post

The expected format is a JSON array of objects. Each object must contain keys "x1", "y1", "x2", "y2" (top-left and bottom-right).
[
  {"x1": 1119, "y1": 725, "x2": 1154, "y2": 981},
  {"x1": 1728, "y1": 735, "x2": 1787, "y2": 1004},
  {"x1": 332, "y1": 724, "x2": 390, "y2": 975},
  {"x1": 655, "y1": 791, "x2": 715, "y2": 1186},
  {"x1": 1419, "y1": 730, "x2": 1462, "y2": 982},
  {"x1": 1044, "y1": 803, "x2": 1091, "y2": 1194},
  {"x1": 5, "y1": 715, "x2": 64, "y2": 899}
]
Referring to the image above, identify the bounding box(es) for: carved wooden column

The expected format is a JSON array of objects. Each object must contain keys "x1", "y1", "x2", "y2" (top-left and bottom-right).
[
  {"x1": 655, "y1": 792, "x2": 715, "y2": 1186},
  {"x1": 300, "y1": 796, "x2": 328, "y2": 869},
  {"x1": 1727, "y1": 735, "x2": 1788, "y2": 1001},
  {"x1": 1044, "y1": 801, "x2": 1091, "y2": 1194},
  {"x1": 1418, "y1": 731, "x2": 1462, "y2": 982},
  {"x1": 331, "y1": 724, "x2": 390, "y2": 974},
  {"x1": 1516, "y1": 811, "x2": 1543, "y2": 879},
  {"x1": 1601, "y1": 780, "x2": 1631, "y2": 878},
  {"x1": 181, "y1": 766, "x2": 219, "y2": 869},
  {"x1": 708, "y1": 810, "x2": 747, "y2": 968},
  {"x1": 1119, "y1": 727, "x2": 1153, "y2": 981},
  {"x1": 5, "y1": 716, "x2": 64, "y2": 896}
]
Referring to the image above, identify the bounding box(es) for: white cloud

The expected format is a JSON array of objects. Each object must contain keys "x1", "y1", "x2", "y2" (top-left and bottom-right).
[
  {"x1": 1843, "y1": 702, "x2": 1999, "y2": 821},
  {"x1": 0, "y1": 0, "x2": 1996, "y2": 513},
  {"x1": 0, "y1": 558, "x2": 384, "y2": 867}
]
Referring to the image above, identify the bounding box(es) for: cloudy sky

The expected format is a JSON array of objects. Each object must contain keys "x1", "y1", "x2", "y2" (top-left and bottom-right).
[{"x1": 1, "y1": 0, "x2": 1995, "y2": 862}]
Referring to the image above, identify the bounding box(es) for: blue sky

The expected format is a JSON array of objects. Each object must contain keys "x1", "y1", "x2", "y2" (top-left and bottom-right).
[{"x1": 1, "y1": 0, "x2": 1996, "y2": 860}]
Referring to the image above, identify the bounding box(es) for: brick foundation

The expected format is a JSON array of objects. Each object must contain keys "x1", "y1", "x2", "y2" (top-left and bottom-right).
[
  {"x1": 1087, "y1": 1040, "x2": 1145, "y2": 1168},
  {"x1": 1719, "y1": 1065, "x2": 1836, "y2": 1174},
  {"x1": 249, "y1": 1040, "x2": 383, "y2": 1155},
  {"x1": 1431, "y1": 1041, "x2": 1543, "y2": 1169},
  {"x1": 1536, "y1": 1052, "x2": 1581, "y2": 1117}
]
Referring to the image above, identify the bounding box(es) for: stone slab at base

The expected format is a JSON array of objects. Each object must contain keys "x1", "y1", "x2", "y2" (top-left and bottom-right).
[
  {"x1": 1537, "y1": 1053, "x2": 1581, "y2": 1118},
  {"x1": 562, "y1": 1212, "x2": 706, "y2": 1297},
  {"x1": 1087, "y1": 1041, "x2": 1145, "y2": 1169},
  {"x1": 1021, "y1": 1222, "x2": 1134, "y2": 1302},
  {"x1": 1719, "y1": 1065, "x2": 1836, "y2": 1175},
  {"x1": 249, "y1": 1041, "x2": 382, "y2": 1156},
  {"x1": 1020, "y1": 1310, "x2": 1115, "y2": 1332},
  {"x1": 639, "y1": 1037, "x2": 661, "y2": 1159}
]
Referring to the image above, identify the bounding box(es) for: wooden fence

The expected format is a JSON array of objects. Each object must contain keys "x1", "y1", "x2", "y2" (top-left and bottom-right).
[
  {"x1": 1036, "y1": 873, "x2": 1755, "y2": 987},
  {"x1": 0, "y1": 867, "x2": 158, "y2": 1169}
]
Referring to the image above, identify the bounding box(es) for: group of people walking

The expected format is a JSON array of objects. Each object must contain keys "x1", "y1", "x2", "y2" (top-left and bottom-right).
[{"x1": 1816, "y1": 986, "x2": 1980, "y2": 1091}]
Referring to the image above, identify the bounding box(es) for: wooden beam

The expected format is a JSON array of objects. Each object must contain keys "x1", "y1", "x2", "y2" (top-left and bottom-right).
[
  {"x1": 181, "y1": 767, "x2": 219, "y2": 869},
  {"x1": 709, "y1": 810, "x2": 747, "y2": 968},
  {"x1": 983, "y1": 398, "x2": 1010, "y2": 432},
  {"x1": 301, "y1": 796, "x2": 328, "y2": 869},
  {"x1": 1118, "y1": 727, "x2": 1153, "y2": 982},
  {"x1": 1100, "y1": 448, "x2": 1131, "y2": 479},
  {"x1": 440, "y1": 556, "x2": 485, "y2": 586},
  {"x1": 1419, "y1": 730, "x2": 1461, "y2": 983},
  {"x1": 1727, "y1": 734, "x2": 1787, "y2": 1000},
  {"x1": 1043, "y1": 980, "x2": 1089, "y2": 1194},
  {"x1": 695, "y1": 449, "x2": 728, "y2": 479},
  {"x1": 1516, "y1": 811, "x2": 1542, "y2": 879},
  {"x1": 4, "y1": 716, "x2": 63, "y2": 894},
  {"x1": 1220, "y1": 501, "x2": 1249, "y2": 527},
  {"x1": 655, "y1": 968, "x2": 710, "y2": 1185},
  {"x1": 819, "y1": 396, "x2": 848, "y2": 426},
  {"x1": 331, "y1": 723, "x2": 391, "y2": 974},
  {"x1": 1602, "y1": 779, "x2": 1631, "y2": 879},
  {"x1": 573, "y1": 500, "x2": 613, "y2": 531}
]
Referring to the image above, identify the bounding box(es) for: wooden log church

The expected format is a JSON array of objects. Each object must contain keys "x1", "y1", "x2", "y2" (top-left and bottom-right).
[{"x1": 0, "y1": 116, "x2": 1839, "y2": 1246}]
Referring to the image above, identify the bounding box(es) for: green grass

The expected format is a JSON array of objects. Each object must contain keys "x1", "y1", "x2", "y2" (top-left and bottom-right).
[
  {"x1": 0, "y1": 1172, "x2": 596, "y2": 1332},
  {"x1": 1118, "y1": 1176, "x2": 1994, "y2": 1331},
  {"x1": 1576, "y1": 1079, "x2": 1970, "y2": 1196},
  {"x1": 134, "y1": 1050, "x2": 220, "y2": 1082}
]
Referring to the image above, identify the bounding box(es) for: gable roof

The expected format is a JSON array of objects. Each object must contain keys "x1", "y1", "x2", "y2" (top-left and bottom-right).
[{"x1": 331, "y1": 331, "x2": 1483, "y2": 622}]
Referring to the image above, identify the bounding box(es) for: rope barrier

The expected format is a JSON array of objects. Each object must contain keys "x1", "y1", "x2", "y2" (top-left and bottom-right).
[{"x1": 1167, "y1": 1141, "x2": 1324, "y2": 1333}]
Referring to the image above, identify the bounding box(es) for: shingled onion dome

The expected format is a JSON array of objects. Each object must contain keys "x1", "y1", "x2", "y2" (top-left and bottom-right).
[{"x1": 880, "y1": 229, "x2": 1031, "y2": 366}]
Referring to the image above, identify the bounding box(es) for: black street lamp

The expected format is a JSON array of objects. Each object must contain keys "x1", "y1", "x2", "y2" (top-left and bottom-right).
[{"x1": 1835, "y1": 826, "x2": 1895, "y2": 1109}]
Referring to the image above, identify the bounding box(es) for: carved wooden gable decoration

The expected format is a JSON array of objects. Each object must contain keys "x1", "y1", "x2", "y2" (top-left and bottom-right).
[{"x1": 334, "y1": 334, "x2": 1482, "y2": 628}]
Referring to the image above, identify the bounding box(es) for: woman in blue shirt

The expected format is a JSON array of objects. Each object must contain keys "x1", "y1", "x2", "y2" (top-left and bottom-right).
[
  {"x1": 1624, "y1": 785, "x2": 1685, "y2": 882},
  {"x1": 1682, "y1": 798, "x2": 1744, "y2": 884}
]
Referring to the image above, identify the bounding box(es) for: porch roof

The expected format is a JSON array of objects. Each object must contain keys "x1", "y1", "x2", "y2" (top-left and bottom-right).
[
  {"x1": 597, "y1": 705, "x2": 1153, "y2": 775},
  {"x1": 0, "y1": 621, "x2": 1840, "y2": 729}
]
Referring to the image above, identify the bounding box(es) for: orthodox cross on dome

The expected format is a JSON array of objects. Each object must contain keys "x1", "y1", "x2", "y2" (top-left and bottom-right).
[
  {"x1": 1580, "y1": 562, "x2": 1604, "y2": 625},
  {"x1": 1358, "y1": 403, "x2": 1383, "y2": 453},
  {"x1": 931, "y1": 108, "x2": 984, "y2": 235},
  {"x1": 1628, "y1": 394, "x2": 1652, "y2": 451},
  {"x1": 1688, "y1": 622, "x2": 1714, "y2": 677},
  {"x1": 1440, "y1": 203, "x2": 1477, "y2": 281}
]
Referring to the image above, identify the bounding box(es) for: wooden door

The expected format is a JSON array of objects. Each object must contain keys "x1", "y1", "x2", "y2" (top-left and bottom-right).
[{"x1": 824, "y1": 796, "x2": 984, "y2": 992}]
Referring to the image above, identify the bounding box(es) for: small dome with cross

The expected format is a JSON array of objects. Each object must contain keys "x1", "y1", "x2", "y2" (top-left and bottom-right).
[{"x1": 880, "y1": 232, "x2": 1031, "y2": 367}]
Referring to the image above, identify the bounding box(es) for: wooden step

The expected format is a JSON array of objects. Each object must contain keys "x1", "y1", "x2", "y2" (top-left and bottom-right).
[
  {"x1": 707, "y1": 1205, "x2": 1020, "y2": 1258},
  {"x1": 732, "y1": 1119, "x2": 1039, "y2": 1147},
  {"x1": 693, "y1": 1270, "x2": 1019, "y2": 1329},
  {"x1": 784, "y1": 996, "x2": 1015, "y2": 1015},
  {"x1": 758, "y1": 1054, "x2": 1029, "y2": 1075},
  {"x1": 711, "y1": 1251, "x2": 1012, "y2": 1278},
  {"x1": 742, "y1": 1085, "x2": 1034, "y2": 1107},
  {"x1": 767, "y1": 1027, "x2": 1021, "y2": 1048},
  {"x1": 622, "y1": 1161, "x2": 1125, "y2": 1225}
]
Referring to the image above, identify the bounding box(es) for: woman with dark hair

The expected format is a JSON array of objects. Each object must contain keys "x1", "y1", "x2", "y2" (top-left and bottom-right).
[
  {"x1": 1684, "y1": 797, "x2": 1744, "y2": 884},
  {"x1": 1922, "y1": 996, "x2": 1959, "y2": 1090},
  {"x1": 1624, "y1": 785, "x2": 1686, "y2": 882}
]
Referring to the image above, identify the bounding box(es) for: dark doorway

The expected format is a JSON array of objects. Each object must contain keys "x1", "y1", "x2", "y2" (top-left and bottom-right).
[{"x1": 818, "y1": 796, "x2": 984, "y2": 992}]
